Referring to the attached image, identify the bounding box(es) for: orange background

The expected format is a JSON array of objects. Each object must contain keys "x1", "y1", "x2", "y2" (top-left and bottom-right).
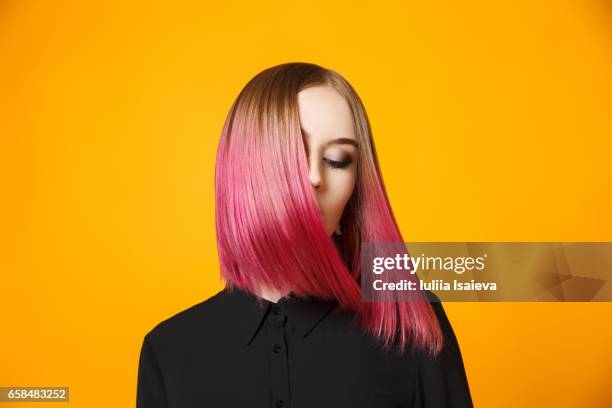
[{"x1": 2, "y1": 0, "x2": 611, "y2": 407}]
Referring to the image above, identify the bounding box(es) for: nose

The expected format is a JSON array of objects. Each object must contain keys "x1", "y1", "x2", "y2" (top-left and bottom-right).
[{"x1": 309, "y1": 162, "x2": 323, "y2": 189}]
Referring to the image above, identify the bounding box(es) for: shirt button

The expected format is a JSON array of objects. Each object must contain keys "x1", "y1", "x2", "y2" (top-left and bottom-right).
[
  {"x1": 275, "y1": 400, "x2": 284, "y2": 407},
  {"x1": 272, "y1": 306, "x2": 282, "y2": 315},
  {"x1": 271, "y1": 315, "x2": 287, "y2": 328},
  {"x1": 272, "y1": 344, "x2": 281, "y2": 353}
]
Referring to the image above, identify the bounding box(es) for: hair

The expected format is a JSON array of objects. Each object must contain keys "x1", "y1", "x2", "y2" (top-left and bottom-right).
[{"x1": 214, "y1": 62, "x2": 443, "y2": 356}]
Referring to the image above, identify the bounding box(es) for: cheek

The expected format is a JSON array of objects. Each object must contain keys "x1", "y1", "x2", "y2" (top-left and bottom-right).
[{"x1": 321, "y1": 171, "x2": 356, "y2": 217}]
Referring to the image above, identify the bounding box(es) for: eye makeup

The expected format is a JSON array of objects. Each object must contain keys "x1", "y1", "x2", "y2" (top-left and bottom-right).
[{"x1": 323, "y1": 154, "x2": 354, "y2": 169}]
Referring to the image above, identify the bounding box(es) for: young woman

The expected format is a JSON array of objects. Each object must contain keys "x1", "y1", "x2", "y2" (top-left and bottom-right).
[{"x1": 137, "y1": 62, "x2": 473, "y2": 408}]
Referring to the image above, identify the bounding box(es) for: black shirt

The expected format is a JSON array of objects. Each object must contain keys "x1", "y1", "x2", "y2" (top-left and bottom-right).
[{"x1": 136, "y1": 286, "x2": 473, "y2": 408}]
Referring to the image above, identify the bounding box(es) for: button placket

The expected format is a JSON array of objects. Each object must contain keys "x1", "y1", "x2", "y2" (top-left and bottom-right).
[{"x1": 266, "y1": 305, "x2": 291, "y2": 408}]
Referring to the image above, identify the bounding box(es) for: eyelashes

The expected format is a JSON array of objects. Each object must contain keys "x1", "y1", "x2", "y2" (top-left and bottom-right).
[{"x1": 323, "y1": 157, "x2": 353, "y2": 169}]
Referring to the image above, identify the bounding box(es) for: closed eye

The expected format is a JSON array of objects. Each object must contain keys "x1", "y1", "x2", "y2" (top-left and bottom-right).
[{"x1": 323, "y1": 157, "x2": 352, "y2": 169}]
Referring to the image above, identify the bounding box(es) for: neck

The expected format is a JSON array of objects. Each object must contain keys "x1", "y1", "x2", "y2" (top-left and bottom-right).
[{"x1": 256, "y1": 285, "x2": 284, "y2": 303}]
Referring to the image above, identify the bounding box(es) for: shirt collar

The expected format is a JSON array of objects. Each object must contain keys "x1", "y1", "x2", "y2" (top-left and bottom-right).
[{"x1": 221, "y1": 285, "x2": 339, "y2": 346}]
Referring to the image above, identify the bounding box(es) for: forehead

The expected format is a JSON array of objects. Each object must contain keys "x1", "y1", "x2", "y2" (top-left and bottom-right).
[{"x1": 297, "y1": 85, "x2": 356, "y2": 143}]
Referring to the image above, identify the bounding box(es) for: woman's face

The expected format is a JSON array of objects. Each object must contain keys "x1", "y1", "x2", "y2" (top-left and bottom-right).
[{"x1": 297, "y1": 85, "x2": 358, "y2": 236}]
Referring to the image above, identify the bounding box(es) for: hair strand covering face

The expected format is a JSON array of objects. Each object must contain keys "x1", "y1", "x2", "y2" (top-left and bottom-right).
[{"x1": 214, "y1": 62, "x2": 443, "y2": 356}]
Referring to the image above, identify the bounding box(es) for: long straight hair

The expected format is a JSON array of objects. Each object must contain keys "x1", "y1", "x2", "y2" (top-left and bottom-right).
[{"x1": 214, "y1": 62, "x2": 442, "y2": 355}]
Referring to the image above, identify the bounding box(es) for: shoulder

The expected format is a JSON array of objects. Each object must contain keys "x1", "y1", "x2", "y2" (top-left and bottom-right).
[
  {"x1": 423, "y1": 289, "x2": 441, "y2": 303},
  {"x1": 137, "y1": 288, "x2": 238, "y2": 386},
  {"x1": 144, "y1": 288, "x2": 229, "y2": 348},
  {"x1": 421, "y1": 290, "x2": 461, "y2": 358},
  {"x1": 423, "y1": 289, "x2": 445, "y2": 321},
  {"x1": 413, "y1": 292, "x2": 473, "y2": 406}
]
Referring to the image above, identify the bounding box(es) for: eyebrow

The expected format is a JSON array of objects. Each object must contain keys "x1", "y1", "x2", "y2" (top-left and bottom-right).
[
  {"x1": 326, "y1": 137, "x2": 359, "y2": 148},
  {"x1": 300, "y1": 128, "x2": 359, "y2": 149}
]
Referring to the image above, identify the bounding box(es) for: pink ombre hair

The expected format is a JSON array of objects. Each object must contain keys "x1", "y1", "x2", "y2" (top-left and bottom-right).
[{"x1": 214, "y1": 62, "x2": 443, "y2": 355}]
